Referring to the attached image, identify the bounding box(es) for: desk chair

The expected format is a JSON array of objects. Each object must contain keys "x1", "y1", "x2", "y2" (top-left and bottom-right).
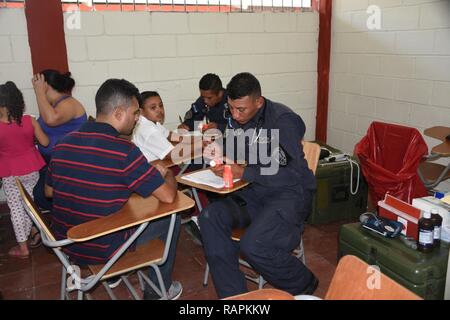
[
  {"x1": 202, "y1": 141, "x2": 321, "y2": 289},
  {"x1": 16, "y1": 179, "x2": 194, "y2": 300},
  {"x1": 225, "y1": 288, "x2": 295, "y2": 300},
  {"x1": 418, "y1": 126, "x2": 450, "y2": 190},
  {"x1": 325, "y1": 255, "x2": 422, "y2": 300}
]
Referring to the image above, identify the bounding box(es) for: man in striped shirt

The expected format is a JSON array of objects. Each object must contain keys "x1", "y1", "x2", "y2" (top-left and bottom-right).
[{"x1": 45, "y1": 79, "x2": 182, "y2": 299}]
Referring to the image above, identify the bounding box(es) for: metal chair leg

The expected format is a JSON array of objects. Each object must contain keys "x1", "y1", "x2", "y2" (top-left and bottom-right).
[
  {"x1": 60, "y1": 266, "x2": 67, "y2": 300},
  {"x1": 203, "y1": 263, "x2": 210, "y2": 286}
]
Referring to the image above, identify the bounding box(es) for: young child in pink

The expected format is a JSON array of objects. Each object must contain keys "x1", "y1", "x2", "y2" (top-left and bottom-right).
[{"x1": 0, "y1": 81, "x2": 49, "y2": 258}]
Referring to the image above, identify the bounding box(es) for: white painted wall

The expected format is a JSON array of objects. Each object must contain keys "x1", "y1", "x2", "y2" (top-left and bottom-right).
[
  {"x1": 0, "y1": 8, "x2": 318, "y2": 200},
  {"x1": 63, "y1": 11, "x2": 319, "y2": 138},
  {"x1": 329, "y1": 0, "x2": 450, "y2": 191},
  {"x1": 0, "y1": 9, "x2": 35, "y2": 119},
  {"x1": 0, "y1": 9, "x2": 319, "y2": 139},
  {"x1": 329, "y1": 0, "x2": 450, "y2": 155}
]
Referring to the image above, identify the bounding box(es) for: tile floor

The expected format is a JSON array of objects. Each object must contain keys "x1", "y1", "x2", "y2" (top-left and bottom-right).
[{"x1": 0, "y1": 202, "x2": 357, "y2": 300}]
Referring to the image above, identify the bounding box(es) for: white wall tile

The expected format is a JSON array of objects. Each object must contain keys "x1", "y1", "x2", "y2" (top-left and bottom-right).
[
  {"x1": 0, "y1": 9, "x2": 27, "y2": 35},
  {"x1": 431, "y1": 82, "x2": 450, "y2": 108},
  {"x1": 87, "y1": 36, "x2": 134, "y2": 60},
  {"x1": 104, "y1": 11, "x2": 151, "y2": 35},
  {"x1": 395, "y1": 79, "x2": 433, "y2": 105},
  {"x1": 420, "y1": 1, "x2": 450, "y2": 29},
  {"x1": 0, "y1": 37, "x2": 12, "y2": 62},
  {"x1": 150, "y1": 12, "x2": 189, "y2": 34},
  {"x1": 264, "y1": 12, "x2": 297, "y2": 32},
  {"x1": 228, "y1": 13, "x2": 264, "y2": 33},
  {"x1": 189, "y1": 13, "x2": 227, "y2": 33},
  {"x1": 134, "y1": 35, "x2": 177, "y2": 58}
]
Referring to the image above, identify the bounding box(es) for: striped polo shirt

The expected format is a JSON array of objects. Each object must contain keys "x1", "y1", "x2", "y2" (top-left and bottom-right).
[{"x1": 46, "y1": 121, "x2": 164, "y2": 266}]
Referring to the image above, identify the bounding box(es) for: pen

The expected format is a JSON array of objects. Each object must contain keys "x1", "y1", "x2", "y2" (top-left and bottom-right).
[{"x1": 178, "y1": 114, "x2": 183, "y2": 124}]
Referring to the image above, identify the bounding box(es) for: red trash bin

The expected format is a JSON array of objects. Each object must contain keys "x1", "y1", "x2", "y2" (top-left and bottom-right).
[{"x1": 354, "y1": 121, "x2": 429, "y2": 208}]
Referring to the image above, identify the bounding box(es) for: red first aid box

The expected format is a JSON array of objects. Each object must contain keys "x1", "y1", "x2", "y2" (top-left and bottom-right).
[{"x1": 378, "y1": 194, "x2": 421, "y2": 240}]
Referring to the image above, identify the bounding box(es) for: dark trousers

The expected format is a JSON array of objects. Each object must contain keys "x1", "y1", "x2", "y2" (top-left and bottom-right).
[
  {"x1": 33, "y1": 165, "x2": 53, "y2": 211},
  {"x1": 136, "y1": 214, "x2": 181, "y2": 293},
  {"x1": 199, "y1": 187, "x2": 314, "y2": 299}
]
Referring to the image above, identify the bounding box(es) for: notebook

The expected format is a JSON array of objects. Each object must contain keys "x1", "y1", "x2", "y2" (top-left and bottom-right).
[{"x1": 181, "y1": 169, "x2": 240, "y2": 189}]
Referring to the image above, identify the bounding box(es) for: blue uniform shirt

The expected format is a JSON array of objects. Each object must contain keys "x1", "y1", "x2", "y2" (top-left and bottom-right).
[
  {"x1": 182, "y1": 91, "x2": 228, "y2": 133},
  {"x1": 224, "y1": 98, "x2": 316, "y2": 197}
]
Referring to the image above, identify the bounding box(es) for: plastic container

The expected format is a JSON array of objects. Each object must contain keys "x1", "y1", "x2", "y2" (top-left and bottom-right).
[
  {"x1": 339, "y1": 223, "x2": 449, "y2": 299},
  {"x1": 354, "y1": 122, "x2": 428, "y2": 208},
  {"x1": 418, "y1": 211, "x2": 434, "y2": 253},
  {"x1": 223, "y1": 165, "x2": 233, "y2": 188}
]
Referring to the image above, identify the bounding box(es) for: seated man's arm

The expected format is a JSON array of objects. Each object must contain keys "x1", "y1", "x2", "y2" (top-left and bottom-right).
[{"x1": 151, "y1": 165, "x2": 177, "y2": 204}]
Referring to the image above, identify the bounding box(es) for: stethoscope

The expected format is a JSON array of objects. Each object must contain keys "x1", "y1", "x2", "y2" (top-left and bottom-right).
[{"x1": 223, "y1": 103, "x2": 265, "y2": 145}]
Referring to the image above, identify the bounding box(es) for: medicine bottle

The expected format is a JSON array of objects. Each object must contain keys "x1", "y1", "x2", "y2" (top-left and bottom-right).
[
  {"x1": 430, "y1": 208, "x2": 442, "y2": 248},
  {"x1": 417, "y1": 211, "x2": 434, "y2": 253},
  {"x1": 223, "y1": 165, "x2": 233, "y2": 189}
]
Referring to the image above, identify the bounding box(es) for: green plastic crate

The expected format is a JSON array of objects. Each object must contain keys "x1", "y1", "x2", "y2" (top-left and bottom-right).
[
  {"x1": 307, "y1": 143, "x2": 368, "y2": 225},
  {"x1": 339, "y1": 223, "x2": 449, "y2": 300}
]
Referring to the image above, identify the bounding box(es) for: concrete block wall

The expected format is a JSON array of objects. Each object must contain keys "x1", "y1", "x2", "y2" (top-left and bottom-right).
[
  {"x1": 0, "y1": 9, "x2": 35, "y2": 119},
  {"x1": 0, "y1": 9, "x2": 318, "y2": 139},
  {"x1": 329, "y1": 0, "x2": 450, "y2": 158},
  {"x1": 63, "y1": 11, "x2": 319, "y2": 138}
]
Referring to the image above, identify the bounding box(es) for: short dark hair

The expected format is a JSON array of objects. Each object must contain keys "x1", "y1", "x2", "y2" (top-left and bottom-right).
[
  {"x1": 41, "y1": 69, "x2": 75, "y2": 94},
  {"x1": 95, "y1": 79, "x2": 142, "y2": 116},
  {"x1": 199, "y1": 73, "x2": 223, "y2": 94},
  {"x1": 0, "y1": 81, "x2": 25, "y2": 125},
  {"x1": 226, "y1": 72, "x2": 261, "y2": 100},
  {"x1": 140, "y1": 91, "x2": 160, "y2": 108}
]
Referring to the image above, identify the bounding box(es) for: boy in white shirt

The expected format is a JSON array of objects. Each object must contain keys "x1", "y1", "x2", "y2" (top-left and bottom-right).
[{"x1": 132, "y1": 91, "x2": 179, "y2": 162}]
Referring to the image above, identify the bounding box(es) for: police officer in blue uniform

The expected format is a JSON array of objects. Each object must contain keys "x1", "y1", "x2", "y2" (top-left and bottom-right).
[
  {"x1": 199, "y1": 72, "x2": 318, "y2": 299},
  {"x1": 178, "y1": 73, "x2": 228, "y2": 133}
]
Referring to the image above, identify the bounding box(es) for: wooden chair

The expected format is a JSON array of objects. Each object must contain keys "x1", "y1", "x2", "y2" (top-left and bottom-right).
[
  {"x1": 325, "y1": 255, "x2": 422, "y2": 300},
  {"x1": 16, "y1": 179, "x2": 194, "y2": 300},
  {"x1": 224, "y1": 288, "x2": 295, "y2": 300},
  {"x1": 203, "y1": 141, "x2": 321, "y2": 289},
  {"x1": 417, "y1": 126, "x2": 450, "y2": 190}
]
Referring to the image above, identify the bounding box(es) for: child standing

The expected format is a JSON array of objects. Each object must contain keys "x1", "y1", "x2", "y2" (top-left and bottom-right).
[
  {"x1": 132, "y1": 91, "x2": 180, "y2": 162},
  {"x1": 0, "y1": 81, "x2": 49, "y2": 258}
]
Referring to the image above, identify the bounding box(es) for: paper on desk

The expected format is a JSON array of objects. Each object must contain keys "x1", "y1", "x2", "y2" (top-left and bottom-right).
[
  {"x1": 173, "y1": 129, "x2": 202, "y2": 137},
  {"x1": 442, "y1": 195, "x2": 450, "y2": 206},
  {"x1": 181, "y1": 169, "x2": 240, "y2": 189}
]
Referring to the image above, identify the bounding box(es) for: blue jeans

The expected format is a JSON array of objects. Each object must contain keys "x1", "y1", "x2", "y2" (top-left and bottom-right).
[{"x1": 136, "y1": 214, "x2": 181, "y2": 293}]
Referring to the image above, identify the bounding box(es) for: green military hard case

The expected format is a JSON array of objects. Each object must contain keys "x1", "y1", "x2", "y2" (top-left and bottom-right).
[
  {"x1": 339, "y1": 223, "x2": 449, "y2": 300},
  {"x1": 307, "y1": 143, "x2": 368, "y2": 225}
]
